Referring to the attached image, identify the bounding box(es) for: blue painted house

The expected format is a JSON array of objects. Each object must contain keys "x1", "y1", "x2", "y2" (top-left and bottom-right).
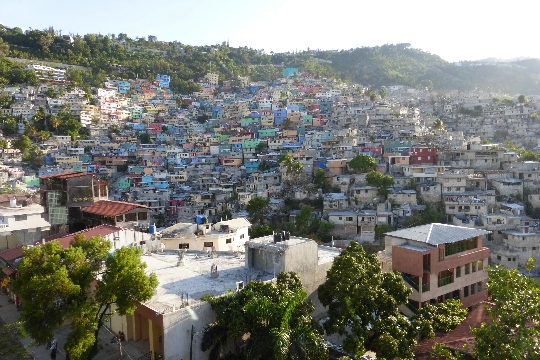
[
  {"x1": 155, "y1": 74, "x2": 170, "y2": 87},
  {"x1": 273, "y1": 109, "x2": 287, "y2": 125}
]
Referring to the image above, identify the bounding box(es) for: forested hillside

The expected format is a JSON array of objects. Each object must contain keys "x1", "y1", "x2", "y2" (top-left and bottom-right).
[{"x1": 1, "y1": 25, "x2": 540, "y2": 94}]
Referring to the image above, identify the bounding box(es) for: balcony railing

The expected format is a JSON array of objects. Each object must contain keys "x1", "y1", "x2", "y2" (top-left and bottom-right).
[
  {"x1": 402, "y1": 273, "x2": 419, "y2": 292},
  {"x1": 404, "y1": 302, "x2": 419, "y2": 314},
  {"x1": 438, "y1": 276, "x2": 454, "y2": 288},
  {"x1": 422, "y1": 282, "x2": 430, "y2": 293}
]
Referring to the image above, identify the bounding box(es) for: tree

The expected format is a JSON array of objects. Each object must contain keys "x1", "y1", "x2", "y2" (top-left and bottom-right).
[
  {"x1": 375, "y1": 224, "x2": 394, "y2": 240},
  {"x1": 48, "y1": 115, "x2": 61, "y2": 133},
  {"x1": 37, "y1": 130, "x2": 51, "y2": 142},
  {"x1": 22, "y1": 145, "x2": 44, "y2": 168},
  {"x1": 202, "y1": 272, "x2": 327, "y2": 360},
  {"x1": 348, "y1": 154, "x2": 377, "y2": 173},
  {"x1": 3, "y1": 117, "x2": 18, "y2": 135},
  {"x1": 0, "y1": 38, "x2": 9, "y2": 57},
  {"x1": 431, "y1": 118, "x2": 444, "y2": 130},
  {"x1": 13, "y1": 235, "x2": 158, "y2": 360},
  {"x1": 282, "y1": 117, "x2": 293, "y2": 129},
  {"x1": 472, "y1": 265, "x2": 540, "y2": 359},
  {"x1": 313, "y1": 168, "x2": 331, "y2": 193},
  {"x1": 279, "y1": 153, "x2": 303, "y2": 185},
  {"x1": 12, "y1": 135, "x2": 32, "y2": 154},
  {"x1": 403, "y1": 204, "x2": 443, "y2": 228},
  {"x1": 415, "y1": 299, "x2": 468, "y2": 337},
  {"x1": 0, "y1": 322, "x2": 28, "y2": 359},
  {"x1": 139, "y1": 132, "x2": 151, "y2": 144},
  {"x1": 318, "y1": 242, "x2": 416, "y2": 359},
  {"x1": 246, "y1": 196, "x2": 270, "y2": 226},
  {"x1": 249, "y1": 224, "x2": 273, "y2": 239},
  {"x1": 518, "y1": 94, "x2": 527, "y2": 104},
  {"x1": 365, "y1": 170, "x2": 394, "y2": 196},
  {"x1": 257, "y1": 159, "x2": 273, "y2": 172},
  {"x1": 379, "y1": 87, "x2": 387, "y2": 99}
]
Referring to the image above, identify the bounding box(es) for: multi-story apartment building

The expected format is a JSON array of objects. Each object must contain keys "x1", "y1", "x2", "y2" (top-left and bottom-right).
[{"x1": 379, "y1": 223, "x2": 490, "y2": 315}]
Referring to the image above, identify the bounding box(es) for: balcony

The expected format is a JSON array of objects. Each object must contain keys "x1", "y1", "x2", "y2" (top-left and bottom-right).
[
  {"x1": 438, "y1": 276, "x2": 454, "y2": 288},
  {"x1": 402, "y1": 273, "x2": 419, "y2": 292},
  {"x1": 422, "y1": 282, "x2": 430, "y2": 293}
]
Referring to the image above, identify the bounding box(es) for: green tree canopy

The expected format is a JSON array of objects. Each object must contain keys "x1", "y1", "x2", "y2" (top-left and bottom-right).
[
  {"x1": 403, "y1": 204, "x2": 444, "y2": 228},
  {"x1": 246, "y1": 196, "x2": 270, "y2": 226},
  {"x1": 318, "y1": 242, "x2": 416, "y2": 359},
  {"x1": 348, "y1": 154, "x2": 377, "y2": 173},
  {"x1": 22, "y1": 144, "x2": 44, "y2": 169},
  {"x1": 279, "y1": 153, "x2": 304, "y2": 185},
  {"x1": 318, "y1": 242, "x2": 466, "y2": 359},
  {"x1": 202, "y1": 272, "x2": 327, "y2": 360},
  {"x1": 365, "y1": 170, "x2": 394, "y2": 195},
  {"x1": 12, "y1": 134, "x2": 32, "y2": 154},
  {"x1": 472, "y1": 264, "x2": 540, "y2": 359},
  {"x1": 13, "y1": 235, "x2": 158, "y2": 360}
]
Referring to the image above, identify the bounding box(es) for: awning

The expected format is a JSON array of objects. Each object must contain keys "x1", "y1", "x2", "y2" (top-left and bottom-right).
[{"x1": 2, "y1": 267, "x2": 14, "y2": 276}]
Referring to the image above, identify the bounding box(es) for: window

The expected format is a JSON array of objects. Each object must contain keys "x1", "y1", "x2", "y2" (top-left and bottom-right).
[
  {"x1": 477, "y1": 282, "x2": 482, "y2": 292},
  {"x1": 116, "y1": 215, "x2": 124, "y2": 223},
  {"x1": 456, "y1": 266, "x2": 461, "y2": 278},
  {"x1": 204, "y1": 242, "x2": 214, "y2": 247},
  {"x1": 465, "y1": 263, "x2": 470, "y2": 275},
  {"x1": 472, "y1": 262, "x2": 477, "y2": 272},
  {"x1": 179, "y1": 243, "x2": 189, "y2": 249},
  {"x1": 439, "y1": 248, "x2": 445, "y2": 261},
  {"x1": 497, "y1": 255, "x2": 501, "y2": 260},
  {"x1": 339, "y1": 217, "x2": 342, "y2": 220},
  {"x1": 346, "y1": 217, "x2": 353, "y2": 221},
  {"x1": 477, "y1": 260, "x2": 484, "y2": 271},
  {"x1": 125, "y1": 212, "x2": 137, "y2": 221},
  {"x1": 240, "y1": 234, "x2": 245, "y2": 239},
  {"x1": 445, "y1": 238, "x2": 478, "y2": 256},
  {"x1": 138, "y1": 212, "x2": 148, "y2": 220},
  {"x1": 464, "y1": 285, "x2": 469, "y2": 297},
  {"x1": 14, "y1": 214, "x2": 27, "y2": 221},
  {"x1": 226, "y1": 238, "x2": 232, "y2": 244},
  {"x1": 471, "y1": 283, "x2": 476, "y2": 295}
]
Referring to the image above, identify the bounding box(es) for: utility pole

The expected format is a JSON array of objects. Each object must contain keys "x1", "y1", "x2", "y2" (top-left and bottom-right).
[{"x1": 189, "y1": 325, "x2": 194, "y2": 360}]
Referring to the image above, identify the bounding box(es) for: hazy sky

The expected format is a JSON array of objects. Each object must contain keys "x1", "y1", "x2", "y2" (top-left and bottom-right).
[{"x1": 0, "y1": 0, "x2": 535, "y2": 63}]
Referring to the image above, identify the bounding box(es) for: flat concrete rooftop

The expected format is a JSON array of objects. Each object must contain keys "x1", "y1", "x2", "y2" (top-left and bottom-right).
[{"x1": 142, "y1": 251, "x2": 272, "y2": 313}]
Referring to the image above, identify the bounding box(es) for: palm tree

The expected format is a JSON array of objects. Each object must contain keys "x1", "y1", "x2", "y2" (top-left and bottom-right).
[
  {"x1": 431, "y1": 118, "x2": 445, "y2": 131},
  {"x1": 48, "y1": 115, "x2": 61, "y2": 134}
]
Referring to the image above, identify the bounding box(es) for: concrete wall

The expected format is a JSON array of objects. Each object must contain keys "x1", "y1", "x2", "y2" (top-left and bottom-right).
[{"x1": 162, "y1": 301, "x2": 217, "y2": 360}]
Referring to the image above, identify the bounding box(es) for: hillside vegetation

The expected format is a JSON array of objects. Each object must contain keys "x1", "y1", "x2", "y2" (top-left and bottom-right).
[{"x1": 1, "y1": 25, "x2": 540, "y2": 94}]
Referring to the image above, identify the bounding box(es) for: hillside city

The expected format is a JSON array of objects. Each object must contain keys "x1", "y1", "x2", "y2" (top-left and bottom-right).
[{"x1": 1, "y1": 38, "x2": 540, "y2": 359}]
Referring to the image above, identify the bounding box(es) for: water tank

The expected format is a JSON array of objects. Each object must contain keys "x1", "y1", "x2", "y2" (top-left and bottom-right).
[
  {"x1": 149, "y1": 224, "x2": 157, "y2": 234},
  {"x1": 9, "y1": 199, "x2": 17, "y2": 208},
  {"x1": 196, "y1": 215, "x2": 204, "y2": 224}
]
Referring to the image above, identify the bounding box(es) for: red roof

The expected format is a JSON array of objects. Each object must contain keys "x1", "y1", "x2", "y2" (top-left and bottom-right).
[
  {"x1": 39, "y1": 171, "x2": 87, "y2": 180},
  {"x1": 415, "y1": 303, "x2": 492, "y2": 359},
  {"x1": 44, "y1": 224, "x2": 121, "y2": 244},
  {"x1": 39, "y1": 171, "x2": 109, "y2": 185},
  {"x1": 82, "y1": 200, "x2": 150, "y2": 217},
  {"x1": 0, "y1": 225, "x2": 122, "y2": 264}
]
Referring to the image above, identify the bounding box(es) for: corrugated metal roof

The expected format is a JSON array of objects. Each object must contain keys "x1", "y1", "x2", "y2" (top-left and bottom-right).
[
  {"x1": 386, "y1": 223, "x2": 490, "y2": 245},
  {"x1": 39, "y1": 171, "x2": 109, "y2": 184},
  {"x1": 82, "y1": 200, "x2": 150, "y2": 217},
  {"x1": 0, "y1": 225, "x2": 122, "y2": 266}
]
